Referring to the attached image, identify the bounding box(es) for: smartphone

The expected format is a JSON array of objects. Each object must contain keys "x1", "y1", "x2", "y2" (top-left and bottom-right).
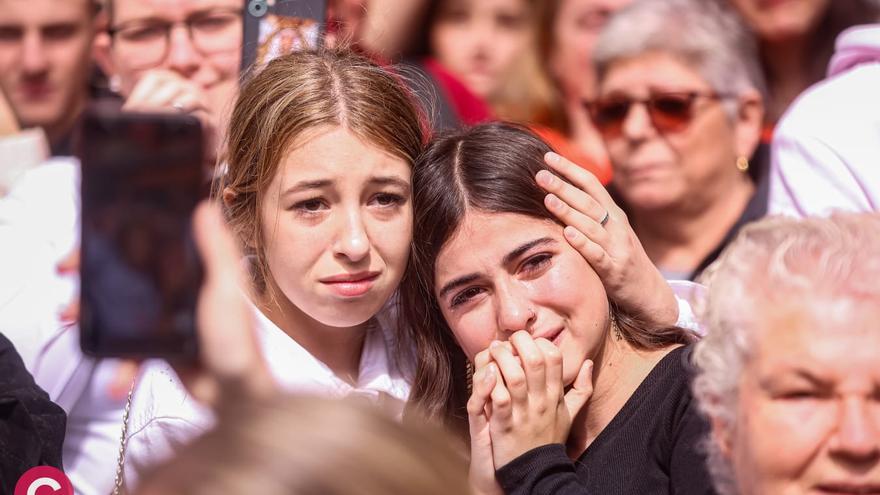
[
  {"x1": 77, "y1": 107, "x2": 208, "y2": 359},
  {"x1": 241, "y1": 0, "x2": 328, "y2": 73}
]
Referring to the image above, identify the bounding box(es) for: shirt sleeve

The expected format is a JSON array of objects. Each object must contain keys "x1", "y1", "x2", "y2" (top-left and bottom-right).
[{"x1": 495, "y1": 444, "x2": 588, "y2": 495}]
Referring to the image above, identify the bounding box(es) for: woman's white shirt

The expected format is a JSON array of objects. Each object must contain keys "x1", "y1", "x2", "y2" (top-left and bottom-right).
[{"x1": 122, "y1": 303, "x2": 413, "y2": 488}]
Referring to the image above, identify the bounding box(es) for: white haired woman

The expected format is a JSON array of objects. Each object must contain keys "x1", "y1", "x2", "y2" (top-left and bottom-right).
[
  {"x1": 693, "y1": 213, "x2": 880, "y2": 495},
  {"x1": 589, "y1": 0, "x2": 767, "y2": 281}
]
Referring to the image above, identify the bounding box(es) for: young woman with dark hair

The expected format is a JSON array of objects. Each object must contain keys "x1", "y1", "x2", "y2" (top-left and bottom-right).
[{"x1": 401, "y1": 122, "x2": 714, "y2": 494}]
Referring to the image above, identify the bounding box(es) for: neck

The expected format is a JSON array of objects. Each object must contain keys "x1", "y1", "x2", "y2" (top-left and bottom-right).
[
  {"x1": 256, "y1": 288, "x2": 367, "y2": 386},
  {"x1": 761, "y1": 36, "x2": 814, "y2": 121},
  {"x1": 567, "y1": 336, "x2": 675, "y2": 455},
  {"x1": 43, "y1": 97, "x2": 86, "y2": 155},
  {"x1": 629, "y1": 173, "x2": 754, "y2": 276}
]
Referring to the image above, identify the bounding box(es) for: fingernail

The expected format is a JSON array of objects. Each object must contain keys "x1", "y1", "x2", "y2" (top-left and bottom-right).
[
  {"x1": 536, "y1": 170, "x2": 554, "y2": 186},
  {"x1": 546, "y1": 194, "x2": 561, "y2": 209},
  {"x1": 545, "y1": 152, "x2": 560, "y2": 165},
  {"x1": 564, "y1": 226, "x2": 581, "y2": 240},
  {"x1": 490, "y1": 340, "x2": 501, "y2": 349}
]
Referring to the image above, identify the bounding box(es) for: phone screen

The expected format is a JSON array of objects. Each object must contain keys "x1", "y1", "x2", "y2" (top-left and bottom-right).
[
  {"x1": 241, "y1": 0, "x2": 328, "y2": 73},
  {"x1": 78, "y1": 108, "x2": 207, "y2": 359}
]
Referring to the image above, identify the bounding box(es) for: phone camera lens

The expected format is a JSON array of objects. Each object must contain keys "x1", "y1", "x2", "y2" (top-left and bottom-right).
[{"x1": 248, "y1": 0, "x2": 268, "y2": 17}]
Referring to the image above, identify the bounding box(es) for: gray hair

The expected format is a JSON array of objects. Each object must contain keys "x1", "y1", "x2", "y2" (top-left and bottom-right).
[
  {"x1": 692, "y1": 213, "x2": 880, "y2": 495},
  {"x1": 593, "y1": 0, "x2": 766, "y2": 119}
]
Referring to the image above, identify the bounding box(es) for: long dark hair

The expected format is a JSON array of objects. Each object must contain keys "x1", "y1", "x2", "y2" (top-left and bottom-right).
[{"x1": 399, "y1": 122, "x2": 695, "y2": 436}]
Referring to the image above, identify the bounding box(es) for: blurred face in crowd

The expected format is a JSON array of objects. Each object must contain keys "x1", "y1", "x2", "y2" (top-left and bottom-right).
[
  {"x1": 434, "y1": 211, "x2": 610, "y2": 386},
  {"x1": 596, "y1": 52, "x2": 760, "y2": 212},
  {"x1": 549, "y1": 0, "x2": 631, "y2": 100},
  {"x1": 259, "y1": 126, "x2": 412, "y2": 328},
  {"x1": 0, "y1": 0, "x2": 94, "y2": 139},
  {"x1": 728, "y1": 0, "x2": 830, "y2": 43},
  {"x1": 430, "y1": 0, "x2": 531, "y2": 99},
  {"x1": 721, "y1": 299, "x2": 880, "y2": 494},
  {"x1": 98, "y1": 0, "x2": 242, "y2": 98}
]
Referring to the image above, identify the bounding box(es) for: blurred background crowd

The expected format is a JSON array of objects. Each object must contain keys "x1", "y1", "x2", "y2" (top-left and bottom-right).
[{"x1": 1, "y1": 0, "x2": 879, "y2": 494}]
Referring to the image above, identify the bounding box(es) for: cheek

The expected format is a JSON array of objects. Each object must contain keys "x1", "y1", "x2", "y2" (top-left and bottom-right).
[
  {"x1": 448, "y1": 311, "x2": 497, "y2": 360},
  {"x1": 369, "y1": 214, "x2": 412, "y2": 274},
  {"x1": 734, "y1": 392, "x2": 832, "y2": 488}
]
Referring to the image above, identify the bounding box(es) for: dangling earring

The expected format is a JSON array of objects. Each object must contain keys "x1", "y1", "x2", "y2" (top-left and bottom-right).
[
  {"x1": 466, "y1": 361, "x2": 474, "y2": 395},
  {"x1": 610, "y1": 310, "x2": 622, "y2": 341},
  {"x1": 736, "y1": 156, "x2": 750, "y2": 173}
]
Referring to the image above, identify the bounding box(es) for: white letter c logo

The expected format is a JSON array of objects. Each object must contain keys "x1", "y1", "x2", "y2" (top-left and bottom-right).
[{"x1": 27, "y1": 477, "x2": 62, "y2": 495}]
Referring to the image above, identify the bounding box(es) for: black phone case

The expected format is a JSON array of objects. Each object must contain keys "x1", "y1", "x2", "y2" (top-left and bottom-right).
[{"x1": 77, "y1": 107, "x2": 207, "y2": 359}]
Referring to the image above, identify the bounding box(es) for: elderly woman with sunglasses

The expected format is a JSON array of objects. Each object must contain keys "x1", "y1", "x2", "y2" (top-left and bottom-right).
[{"x1": 588, "y1": 0, "x2": 767, "y2": 281}]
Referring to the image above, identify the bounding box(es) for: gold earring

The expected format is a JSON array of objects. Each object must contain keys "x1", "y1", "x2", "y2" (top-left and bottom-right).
[
  {"x1": 736, "y1": 156, "x2": 750, "y2": 173},
  {"x1": 466, "y1": 361, "x2": 474, "y2": 395}
]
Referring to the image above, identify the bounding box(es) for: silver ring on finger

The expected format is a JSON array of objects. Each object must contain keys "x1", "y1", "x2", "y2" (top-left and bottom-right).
[{"x1": 599, "y1": 210, "x2": 610, "y2": 227}]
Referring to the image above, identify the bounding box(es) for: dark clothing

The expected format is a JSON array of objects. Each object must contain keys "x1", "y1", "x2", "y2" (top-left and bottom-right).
[
  {"x1": 495, "y1": 345, "x2": 715, "y2": 495},
  {"x1": 0, "y1": 333, "x2": 67, "y2": 492},
  {"x1": 690, "y1": 143, "x2": 771, "y2": 280}
]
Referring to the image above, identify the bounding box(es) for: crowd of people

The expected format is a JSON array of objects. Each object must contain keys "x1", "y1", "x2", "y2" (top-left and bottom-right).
[{"x1": 0, "y1": 0, "x2": 878, "y2": 494}]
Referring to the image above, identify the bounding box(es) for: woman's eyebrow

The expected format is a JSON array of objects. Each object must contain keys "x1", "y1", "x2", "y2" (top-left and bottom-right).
[
  {"x1": 437, "y1": 237, "x2": 556, "y2": 300},
  {"x1": 283, "y1": 179, "x2": 333, "y2": 196},
  {"x1": 502, "y1": 237, "x2": 555, "y2": 267}
]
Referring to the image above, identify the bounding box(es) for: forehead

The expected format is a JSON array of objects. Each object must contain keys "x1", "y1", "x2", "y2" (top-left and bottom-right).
[
  {"x1": 113, "y1": 0, "x2": 242, "y2": 22},
  {"x1": 751, "y1": 300, "x2": 880, "y2": 377},
  {"x1": 600, "y1": 52, "x2": 711, "y2": 94},
  {"x1": 435, "y1": 211, "x2": 562, "y2": 279},
  {"x1": 274, "y1": 126, "x2": 411, "y2": 186},
  {"x1": 0, "y1": 0, "x2": 92, "y2": 24}
]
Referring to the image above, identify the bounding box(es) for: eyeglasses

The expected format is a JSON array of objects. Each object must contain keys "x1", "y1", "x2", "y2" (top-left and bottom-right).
[
  {"x1": 109, "y1": 8, "x2": 243, "y2": 71},
  {"x1": 584, "y1": 91, "x2": 735, "y2": 138}
]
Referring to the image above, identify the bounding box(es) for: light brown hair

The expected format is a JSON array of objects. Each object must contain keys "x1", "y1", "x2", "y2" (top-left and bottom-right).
[
  {"x1": 215, "y1": 48, "x2": 426, "y2": 295},
  {"x1": 136, "y1": 395, "x2": 472, "y2": 495}
]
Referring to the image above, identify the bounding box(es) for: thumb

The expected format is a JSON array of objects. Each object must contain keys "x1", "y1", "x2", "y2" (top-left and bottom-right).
[{"x1": 563, "y1": 360, "x2": 594, "y2": 418}]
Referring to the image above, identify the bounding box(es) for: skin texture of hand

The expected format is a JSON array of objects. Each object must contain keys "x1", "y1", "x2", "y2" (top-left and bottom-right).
[
  {"x1": 467, "y1": 360, "x2": 504, "y2": 495},
  {"x1": 123, "y1": 70, "x2": 219, "y2": 165},
  {"x1": 538, "y1": 151, "x2": 679, "y2": 327},
  {"x1": 485, "y1": 333, "x2": 594, "y2": 469},
  {"x1": 175, "y1": 202, "x2": 277, "y2": 408}
]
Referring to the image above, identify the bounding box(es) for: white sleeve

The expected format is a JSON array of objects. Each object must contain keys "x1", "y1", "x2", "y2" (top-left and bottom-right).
[
  {"x1": 669, "y1": 280, "x2": 707, "y2": 335},
  {"x1": 123, "y1": 362, "x2": 214, "y2": 489},
  {"x1": 770, "y1": 129, "x2": 872, "y2": 218},
  {"x1": 0, "y1": 128, "x2": 49, "y2": 195}
]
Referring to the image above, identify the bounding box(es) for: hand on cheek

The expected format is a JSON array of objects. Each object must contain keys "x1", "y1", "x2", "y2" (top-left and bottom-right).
[{"x1": 484, "y1": 331, "x2": 594, "y2": 469}]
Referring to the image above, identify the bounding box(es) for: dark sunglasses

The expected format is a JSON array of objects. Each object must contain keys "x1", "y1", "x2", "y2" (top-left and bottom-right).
[{"x1": 584, "y1": 91, "x2": 735, "y2": 138}]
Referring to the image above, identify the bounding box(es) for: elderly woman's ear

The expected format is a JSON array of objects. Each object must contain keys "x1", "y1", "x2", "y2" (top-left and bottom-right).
[{"x1": 733, "y1": 89, "x2": 765, "y2": 160}]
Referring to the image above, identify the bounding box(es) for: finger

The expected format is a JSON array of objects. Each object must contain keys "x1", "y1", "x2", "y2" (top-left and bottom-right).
[
  {"x1": 545, "y1": 193, "x2": 611, "y2": 250},
  {"x1": 56, "y1": 248, "x2": 80, "y2": 274},
  {"x1": 563, "y1": 226, "x2": 615, "y2": 276},
  {"x1": 534, "y1": 338, "x2": 563, "y2": 402},
  {"x1": 489, "y1": 341, "x2": 528, "y2": 409},
  {"x1": 509, "y1": 331, "x2": 546, "y2": 402},
  {"x1": 474, "y1": 348, "x2": 493, "y2": 370},
  {"x1": 467, "y1": 364, "x2": 497, "y2": 418},
  {"x1": 59, "y1": 295, "x2": 80, "y2": 324},
  {"x1": 537, "y1": 170, "x2": 606, "y2": 225},
  {"x1": 563, "y1": 360, "x2": 594, "y2": 420},
  {"x1": 107, "y1": 360, "x2": 142, "y2": 400},
  {"x1": 192, "y1": 201, "x2": 275, "y2": 399},
  {"x1": 488, "y1": 364, "x2": 513, "y2": 426},
  {"x1": 124, "y1": 71, "x2": 168, "y2": 108},
  {"x1": 542, "y1": 151, "x2": 617, "y2": 207}
]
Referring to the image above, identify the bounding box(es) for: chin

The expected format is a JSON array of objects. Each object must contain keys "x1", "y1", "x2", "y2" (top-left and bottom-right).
[{"x1": 312, "y1": 298, "x2": 388, "y2": 328}]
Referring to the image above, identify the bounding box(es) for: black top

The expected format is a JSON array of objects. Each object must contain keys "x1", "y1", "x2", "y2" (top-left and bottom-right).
[
  {"x1": 0, "y1": 333, "x2": 67, "y2": 492},
  {"x1": 495, "y1": 345, "x2": 716, "y2": 495}
]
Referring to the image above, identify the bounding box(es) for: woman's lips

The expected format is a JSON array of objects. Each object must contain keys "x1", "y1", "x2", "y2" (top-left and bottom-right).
[{"x1": 320, "y1": 272, "x2": 380, "y2": 298}]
